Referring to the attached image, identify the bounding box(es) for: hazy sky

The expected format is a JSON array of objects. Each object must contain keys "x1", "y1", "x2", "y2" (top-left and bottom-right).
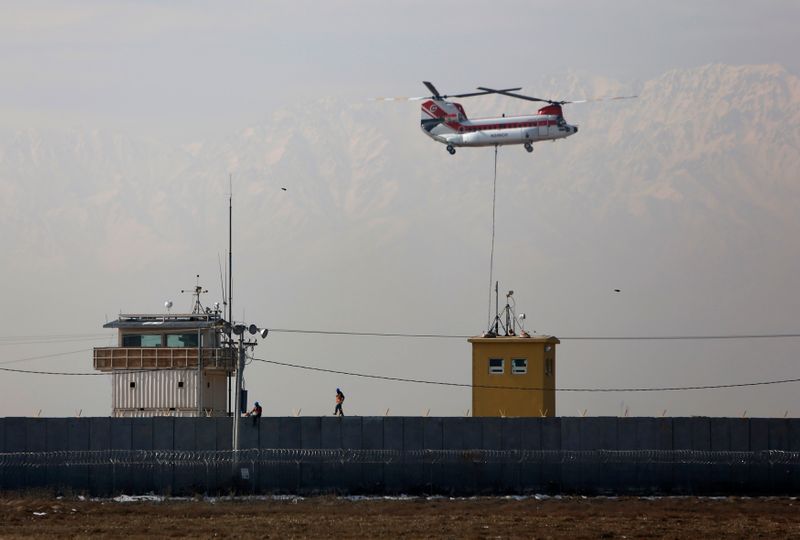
[
  {"x1": 2, "y1": 1, "x2": 798, "y2": 140},
  {"x1": 1, "y1": 1, "x2": 800, "y2": 419}
]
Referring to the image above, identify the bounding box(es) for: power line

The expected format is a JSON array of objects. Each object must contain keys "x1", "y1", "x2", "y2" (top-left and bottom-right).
[
  {"x1": 0, "y1": 348, "x2": 93, "y2": 366},
  {"x1": 0, "y1": 366, "x2": 170, "y2": 376},
  {"x1": 3, "y1": 329, "x2": 800, "y2": 342},
  {"x1": 252, "y1": 357, "x2": 800, "y2": 393},
  {"x1": 269, "y1": 328, "x2": 800, "y2": 341}
]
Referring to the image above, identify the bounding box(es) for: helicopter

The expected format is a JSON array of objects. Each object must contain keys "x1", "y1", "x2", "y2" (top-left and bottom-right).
[{"x1": 376, "y1": 81, "x2": 636, "y2": 155}]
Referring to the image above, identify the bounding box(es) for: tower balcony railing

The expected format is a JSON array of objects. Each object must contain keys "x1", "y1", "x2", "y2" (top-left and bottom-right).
[{"x1": 93, "y1": 347, "x2": 236, "y2": 371}]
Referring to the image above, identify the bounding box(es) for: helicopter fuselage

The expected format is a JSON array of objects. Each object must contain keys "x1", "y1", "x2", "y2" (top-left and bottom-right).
[{"x1": 420, "y1": 99, "x2": 578, "y2": 154}]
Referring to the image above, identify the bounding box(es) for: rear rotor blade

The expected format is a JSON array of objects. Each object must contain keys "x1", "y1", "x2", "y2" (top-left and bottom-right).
[
  {"x1": 423, "y1": 81, "x2": 442, "y2": 99},
  {"x1": 562, "y1": 95, "x2": 638, "y2": 104}
]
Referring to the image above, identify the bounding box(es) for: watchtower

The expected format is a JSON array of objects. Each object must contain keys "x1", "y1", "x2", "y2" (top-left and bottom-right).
[
  {"x1": 93, "y1": 284, "x2": 234, "y2": 417},
  {"x1": 468, "y1": 287, "x2": 558, "y2": 417}
]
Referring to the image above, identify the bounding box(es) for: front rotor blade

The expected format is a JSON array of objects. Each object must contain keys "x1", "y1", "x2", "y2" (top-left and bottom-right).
[
  {"x1": 477, "y1": 87, "x2": 552, "y2": 103},
  {"x1": 423, "y1": 81, "x2": 441, "y2": 99},
  {"x1": 370, "y1": 96, "x2": 428, "y2": 101},
  {"x1": 449, "y1": 87, "x2": 522, "y2": 98}
]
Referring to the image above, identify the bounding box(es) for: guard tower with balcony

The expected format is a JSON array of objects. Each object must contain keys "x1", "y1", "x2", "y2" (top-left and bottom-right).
[{"x1": 93, "y1": 285, "x2": 234, "y2": 417}]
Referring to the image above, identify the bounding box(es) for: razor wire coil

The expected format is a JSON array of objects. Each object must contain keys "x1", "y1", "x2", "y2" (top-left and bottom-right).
[{"x1": 2, "y1": 449, "x2": 799, "y2": 468}]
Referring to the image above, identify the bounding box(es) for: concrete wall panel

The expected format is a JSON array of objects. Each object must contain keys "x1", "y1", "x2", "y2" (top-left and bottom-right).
[
  {"x1": 559, "y1": 417, "x2": 582, "y2": 492},
  {"x1": 66, "y1": 418, "x2": 91, "y2": 493},
  {"x1": 153, "y1": 416, "x2": 177, "y2": 495},
  {"x1": 299, "y1": 417, "x2": 322, "y2": 493},
  {"x1": 383, "y1": 417, "x2": 404, "y2": 493},
  {"x1": 617, "y1": 419, "x2": 637, "y2": 492},
  {"x1": 689, "y1": 417, "x2": 711, "y2": 494},
  {"x1": 402, "y1": 417, "x2": 424, "y2": 493},
  {"x1": 278, "y1": 418, "x2": 302, "y2": 492},
  {"x1": 480, "y1": 418, "x2": 503, "y2": 493},
  {"x1": 4, "y1": 419, "x2": 27, "y2": 491},
  {"x1": 0, "y1": 419, "x2": 5, "y2": 489},
  {"x1": 25, "y1": 419, "x2": 46, "y2": 489},
  {"x1": 789, "y1": 419, "x2": 800, "y2": 493},
  {"x1": 768, "y1": 419, "x2": 791, "y2": 493},
  {"x1": 172, "y1": 418, "x2": 197, "y2": 495},
  {"x1": 88, "y1": 418, "x2": 111, "y2": 495},
  {"x1": 215, "y1": 417, "x2": 232, "y2": 492},
  {"x1": 442, "y1": 418, "x2": 474, "y2": 494},
  {"x1": 422, "y1": 417, "x2": 444, "y2": 493},
  {"x1": 728, "y1": 418, "x2": 750, "y2": 492},
  {"x1": 195, "y1": 419, "x2": 217, "y2": 494},
  {"x1": 362, "y1": 417, "x2": 384, "y2": 493},
  {"x1": 45, "y1": 419, "x2": 69, "y2": 488},
  {"x1": 258, "y1": 417, "x2": 280, "y2": 493},
  {"x1": 749, "y1": 418, "x2": 770, "y2": 494},
  {"x1": 339, "y1": 417, "x2": 362, "y2": 493},
  {"x1": 709, "y1": 418, "x2": 732, "y2": 492},
  {"x1": 540, "y1": 418, "x2": 561, "y2": 493},
  {"x1": 500, "y1": 419, "x2": 523, "y2": 493},
  {"x1": 317, "y1": 417, "x2": 341, "y2": 493}
]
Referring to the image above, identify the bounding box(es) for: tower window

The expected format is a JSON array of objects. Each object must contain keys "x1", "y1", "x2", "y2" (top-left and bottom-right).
[
  {"x1": 178, "y1": 381, "x2": 184, "y2": 388},
  {"x1": 129, "y1": 381, "x2": 136, "y2": 389},
  {"x1": 512, "y1": 358, "x2": 528, "y2": 374},
  {"x1": 488, "y1": 358, "x2": 504, "y2": 374}
]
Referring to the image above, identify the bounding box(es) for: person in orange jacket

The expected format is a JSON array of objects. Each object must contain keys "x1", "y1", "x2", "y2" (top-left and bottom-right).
[{"x1": 334, "y1": 389, "x2": 345, "y2": 416}]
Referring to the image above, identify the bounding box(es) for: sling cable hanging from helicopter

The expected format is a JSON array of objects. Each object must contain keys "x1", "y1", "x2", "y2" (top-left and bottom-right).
[{"x1": 487, "y1": 145, "x2": 499, "y2": 328}]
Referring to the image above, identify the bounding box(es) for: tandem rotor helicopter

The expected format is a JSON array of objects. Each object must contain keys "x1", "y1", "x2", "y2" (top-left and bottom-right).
[{"x1": 375, "y1": 81, "x2": 636, "y2": 155}]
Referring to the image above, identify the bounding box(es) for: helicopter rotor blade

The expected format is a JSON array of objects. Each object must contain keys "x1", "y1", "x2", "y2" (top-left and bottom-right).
[
  {"x1": 370, "y1": 96, "x2": 428, "y2": 101},
  {"x1": 477, "y1": 87, "x2": 555, "y2": 104},
  {"x1": 447, "y1": 87, "x2": 522, "y2": 99},
  {"x1": 423, "y1": 81, "x2": 442, "y2": 99},
  {"x1": 562, "y1": 95, "x2": 639, "y2": 104}
]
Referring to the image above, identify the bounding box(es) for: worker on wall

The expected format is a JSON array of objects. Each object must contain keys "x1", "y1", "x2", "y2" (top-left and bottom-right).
[
  {"x1": 247, "y1": 401, "x2": 263, "y2": 426},
  {"x1": 334, "y1": 389, "x2": 345, "y2": 417}
]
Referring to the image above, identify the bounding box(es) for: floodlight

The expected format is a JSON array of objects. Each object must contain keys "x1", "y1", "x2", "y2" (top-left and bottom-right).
[
  {"x1": 233, "y1": 324, "x2": 246, "y2": 335},
  {"x1": 260, "y1": 328, "x2": 269, "y2": 339},
  {"x1": 248, "y1": 324, "x2": 258, "y2": 335}
]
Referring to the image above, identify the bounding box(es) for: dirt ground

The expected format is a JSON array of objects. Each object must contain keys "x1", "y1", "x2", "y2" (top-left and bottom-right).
[{"x1": 1, "y1": 495, "x2": 799, "y2": 539}]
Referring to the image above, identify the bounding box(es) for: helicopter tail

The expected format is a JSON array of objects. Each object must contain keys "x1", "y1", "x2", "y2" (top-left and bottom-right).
[{"x1": 420, "y1": 100, "x2": 464, "y2": 133}]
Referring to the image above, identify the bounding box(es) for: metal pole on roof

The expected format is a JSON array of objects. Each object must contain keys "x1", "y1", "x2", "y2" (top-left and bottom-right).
[{"x1": 232, "y1": 332, "x2": 244, "y2": 463}]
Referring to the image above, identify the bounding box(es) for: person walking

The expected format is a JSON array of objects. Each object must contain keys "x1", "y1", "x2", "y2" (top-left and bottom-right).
[
  {"x1": 334, "y1": 389, "x2": 345, "y2": 416},
  {"x1": 248, "y1": 401, "x2": 263, "y2": 426}
]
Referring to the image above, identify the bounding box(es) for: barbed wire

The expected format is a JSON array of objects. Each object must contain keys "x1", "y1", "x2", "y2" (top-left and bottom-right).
[{"x1": 1, "y1": 448, "x2": 799, "y2": 468}]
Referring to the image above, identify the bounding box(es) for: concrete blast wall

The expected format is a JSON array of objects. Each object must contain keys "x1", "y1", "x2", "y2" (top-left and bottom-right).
[{"x1": 1, "y1": 417, "x2": 799, "y2": 496}]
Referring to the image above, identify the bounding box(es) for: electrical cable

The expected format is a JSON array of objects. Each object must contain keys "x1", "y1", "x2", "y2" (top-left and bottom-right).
[
  {"x1": 268, "y1": 328, "x2": 800, "y2": 341},
  {"x1": 251, "y1": 356, "x2": 800, "y2": 393},
  {"x1": 0, "y1": 348, "x2": 93, "y2": 366}
]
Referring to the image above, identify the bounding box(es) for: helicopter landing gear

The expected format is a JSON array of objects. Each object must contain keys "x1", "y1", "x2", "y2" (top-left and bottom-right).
[
  {"x1": 524, "y1": 143, "x2": 533, "y2": 153},
  {"x1": 446, "y1": 145, "x2": 456, "y2": 155}
]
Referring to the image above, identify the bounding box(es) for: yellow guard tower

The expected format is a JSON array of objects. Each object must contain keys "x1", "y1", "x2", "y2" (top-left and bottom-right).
[{"x1": 468, "y1": 288, "x2": 558, "y2": 417}]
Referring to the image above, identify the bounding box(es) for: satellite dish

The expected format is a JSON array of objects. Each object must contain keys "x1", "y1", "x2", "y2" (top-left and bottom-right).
[
  {"x1": 518, "y1": 313, "x2": 526, "y2": 320},
  {"x1": 213, "y1": 302, "x2": 220, "y2": 310},
  {"x1": 165, "y1": 300, "x2": 173, "y2": 311}
]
